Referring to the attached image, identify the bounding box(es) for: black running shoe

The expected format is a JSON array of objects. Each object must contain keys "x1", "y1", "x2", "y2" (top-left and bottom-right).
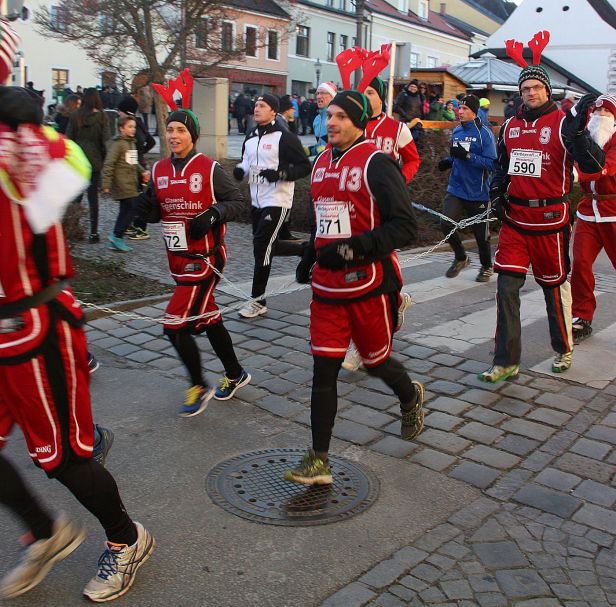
[
  {"x1": 445, "y1": 256, "x2": 470, "y2": 278},
  {"x1": 572, "y1": 318, "x2": 592, "y2": 344}
]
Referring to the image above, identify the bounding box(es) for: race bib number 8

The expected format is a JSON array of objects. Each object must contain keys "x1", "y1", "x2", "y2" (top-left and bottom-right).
[
  {"x1": 315, "y1": 202, "x2": 352, "y2": 238},
  {"x1": 249, "y1": 167, "x2": 267, "y2": 185},
  {"x1": 508, "y1": 149, "x2": 542, "y2": 178},
  {"x1": 162, "y1": 221, "x2": 188, "y2": 251}
]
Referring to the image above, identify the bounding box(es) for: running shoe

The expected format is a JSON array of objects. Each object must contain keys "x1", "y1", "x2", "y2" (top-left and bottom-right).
[
  {"x1": 180, "y1": 385, "x2": 214, "y2": 417},
  {"x1": 214, "y1": 369, "x2": 251, "y2": 401},
  {"x1": 341, "y1": 343, "x2": 362, "y2": 372},
  {"x1": 88, "y1": 352, "x2": 100, "y2": 374},
  {"x1": 107, "y1": 235, "x2": 132, "y2": 252},
  {"x1": 478, "y1": 364, "x2": 520, "y2": 383},
  {"x1": 124, "y1": 227, "x2": 138, "y2": 238},
  {"x1": 395, "y1": 292, "x2": 413, "y2": 332},
  {"x1": 0, "y1": 514, "x2": 85, "y2": 599},
  {"x1": 82, "y1": 522, "x2": 155, "y2": 603},
  {"x1": 238, "y1": 300, "x2": 267, "y2": 319},
  {"x1": 572, "y1": 318, "x2": 592, "y2": 344},
  {"x1": 552, "y1": 351, "x2": 573, "y2": 373},
  {"x1": 400, "y1": 380, "x2": 425, "y2": 441},
  {"x1": 475, "y1": 266, "x2": 494, "y2": 283},
  {"x1": 127, "y1": 227, "x2": 150, "y2": 241},
  {"x1": 92, "y1": 425, "x2": 114, "y2": 466},
  {"x1": 283, "y1": 450, "x2": 333, "y2": 486},
  {"x1": 445, "y1": 256, "x2": 470, "y2": 278}
]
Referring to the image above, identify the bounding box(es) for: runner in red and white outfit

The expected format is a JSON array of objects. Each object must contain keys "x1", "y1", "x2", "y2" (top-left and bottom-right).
[
  {"x1": 570, "y1": 94, "x2": 616, "y2": 343},
  {"x1": 478, "y1": 31, "x2": 605, "y2": 382},
  {"x1": 284, "y1": 91, "x2": 424, "y2": 485},
  {"x1": 137, "y1": 76, "x2": 250, "y2": 415},
  {"x1": 0, "y1": 20, "x2": 154, "y2": 600}
]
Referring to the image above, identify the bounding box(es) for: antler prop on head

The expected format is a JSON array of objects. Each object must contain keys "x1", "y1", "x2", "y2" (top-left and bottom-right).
[
  {"x1": 505, "y1": 39, "x2": 527, "y2": 68},
  {"x1": 505, "y1": 30, "x2": 551, "y2": 68},
  {"x1": 335, "y1": 44, "x2": 391, "y2": 92},
  {"x1": 152, "y1": 68, "x2": 194, "y2": 111}
]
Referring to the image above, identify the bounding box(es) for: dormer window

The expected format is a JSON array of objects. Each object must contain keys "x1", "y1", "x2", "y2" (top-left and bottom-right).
[{"x1": 418, "y1": 0, "x2": 428, "y2": 20}]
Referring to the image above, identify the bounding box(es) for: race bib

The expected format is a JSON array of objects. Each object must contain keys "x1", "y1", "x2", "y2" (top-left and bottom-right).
[
  {"x1": 249, "y1": 166, "x2": 267, "y2": 185},
  {"x1": 508, "y1": 149, "x2": 542, "y2": 178},
  {"x1": 161, "y1": 221, "x2": 188, "y2": 251},
  {"x1": 125, "y1": 149, "x2": 138, "y2": 165},
  {"x1": 315, "y1": 202, "x2": 352, "y2": 238}
]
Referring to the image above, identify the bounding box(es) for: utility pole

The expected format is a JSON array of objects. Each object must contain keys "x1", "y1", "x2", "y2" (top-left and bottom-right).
[{"x1": 353, "y1": 0, "x2": 365, "y2": 88}]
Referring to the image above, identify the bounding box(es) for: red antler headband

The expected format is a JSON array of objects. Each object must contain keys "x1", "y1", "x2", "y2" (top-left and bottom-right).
[
  {"x1": 335, "y1": 44, "x2": 391, "y2": 92},
  {"x1": 505, "y1": 30, "x2": 550, "y2": 68},
  {"x1": 151, "y1": 68, "x2": 194, "y2": 111}
]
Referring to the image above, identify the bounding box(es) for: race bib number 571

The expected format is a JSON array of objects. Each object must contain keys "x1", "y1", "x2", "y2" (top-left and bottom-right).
[
  {"x1": 508, "y1": 149, "x2": 542, "y2": 178},
  {"x1": 315, "y1": 202, "x2": 352, "y2": 238}
]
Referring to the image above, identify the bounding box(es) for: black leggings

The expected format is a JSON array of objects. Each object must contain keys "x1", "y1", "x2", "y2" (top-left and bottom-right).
[
  {"x1": 0, "y1": 454, "x2": 137, "y2": 545},
  {"x1": 311, "y1": 355, "x2": 417, "y2": 453}
]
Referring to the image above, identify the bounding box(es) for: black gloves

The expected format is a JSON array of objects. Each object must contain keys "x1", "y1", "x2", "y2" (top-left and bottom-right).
[
  {"x1": 296, "y1": 241, "x2": 316, "y2": 284},
  {"x1": 438, "y1": 158, "x2": 453, "y2": 172},
  {"x1": 233, "y1": 166, "x2": 245, "y2": 181},
  {"x1": 135, "y1": 197, "x2": 160, "y2": 223},
  {"x1": 259, "y1": 168, "x2": 288, "y2": 183},
  {"x1": 317, "y1": 237, "x2": 365, "y2": 270},
  {"x1": 490, "y1": 186, "x2": 508, "y2": 221},
  {"x1": 450, "y1": 142, "x2": 470, "y2": 161},
  {"x1": 566, "y1": 94, "x2": 597, "y2": 136},
  {"x1": 188, "y1": 207, "x2": 220, "y2": 239}
]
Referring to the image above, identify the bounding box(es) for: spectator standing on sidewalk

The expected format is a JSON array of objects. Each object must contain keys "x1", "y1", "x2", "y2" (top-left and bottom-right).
[
  {"x1": 438, "y1": 94, "x2": 496, "y2": 282},
  {"x1": 570, "y1": 94, "x2": 616, "y2": 343},
  {"x1": 393, "y1": 79, "x2": 425, "y2": 123},
  {"x1": 284, "y1": 91, "x2": 424, "y2": 486},
  {"x1": 479, "y1": 32, "x2": 605, "y2": 383},
  {"x1": 54, "y1": 93, "x2": 81, "y2": 134},
  {"x1": 309, "y1": 82, "x2": 337, "y2": 156},
  {"x1": 233, "y1": 94, "x2": 311, "y2": 319}
]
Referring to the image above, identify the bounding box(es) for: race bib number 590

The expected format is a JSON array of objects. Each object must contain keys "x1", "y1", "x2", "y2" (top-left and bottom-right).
[
  {"x1": 315, "y1": 202, "x2": 352, "y2": 238},
  {"x1": 161, "y1": 221, "x2": 188, "y2": 251},
  {"x1": 508, "y1": 149, "x2": 542, "y2": 178}
]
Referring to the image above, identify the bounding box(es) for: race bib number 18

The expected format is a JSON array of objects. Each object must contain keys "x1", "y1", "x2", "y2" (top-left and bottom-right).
[
  {"x1": 508, "y1": 149, "x2": 542, "y2": 178},
  {"x1": 162, "y1": 221, "x2": 188, "y2": 251},
  {"x1": 315, "y1": 202, "x2": 352, "y2": 238}
]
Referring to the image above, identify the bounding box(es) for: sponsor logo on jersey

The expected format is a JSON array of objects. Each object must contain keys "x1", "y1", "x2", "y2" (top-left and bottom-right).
[
  {"x1": 539, "y1": 126, "x2": 551, "y2": 144},
  {"x1": 509, "y1": 127, "x2": 520, "y2": 138},
  {"x1": 35, "y1": 445, "x2": 52, "y2": 454},
  {"x1": 170, "y1": 179, "x2": 187, "y2": 185},
  {"x1": 157, "y1": 176, "x2": 169, "y2": 189},
  {"x1": 522, "y1": 129, "x2": 537, "y2": 134},
  {"x1": 263, "y1": 144, "x2": 272, "y2": 150},
  {"x1": 313, "y1": 167, "x2": 326, "y2": 182}
]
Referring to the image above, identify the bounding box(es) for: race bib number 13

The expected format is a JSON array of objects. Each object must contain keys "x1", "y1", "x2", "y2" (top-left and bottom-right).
[
  {"x1": 315, "y1": 202, "x2": 352, "y2": 238},
  {"x1": 508, "y1": 149, "x2": 542, "y2": 178},
  {"x1": 161, "y1": 221, "x2": 188, "y2": 251}
]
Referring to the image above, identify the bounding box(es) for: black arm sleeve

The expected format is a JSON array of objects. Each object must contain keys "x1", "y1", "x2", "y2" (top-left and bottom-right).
[
  {"x1": 212, "y1": 163, "x2": 245, "y2": 222},
  {"x1": 279, "y1": 130, "x2": 312, "y2": 181},
  {"x1": 358, "y1": 153, "x2": 418, "y2": 256},
  {"x1": 563, "y1": 130, "x2": 606, "y2": 175},
  {"x1": 135, "y1": 182, "x2": 161, "y2": 223},
  {"x1": 491, "y1": 121, "x2": 511, "y2": 193}
]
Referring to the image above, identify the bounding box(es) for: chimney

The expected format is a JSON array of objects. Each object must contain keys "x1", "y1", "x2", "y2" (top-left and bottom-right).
[{"x1": 440, "y1": 2, "x2": 446, "y2": 14}]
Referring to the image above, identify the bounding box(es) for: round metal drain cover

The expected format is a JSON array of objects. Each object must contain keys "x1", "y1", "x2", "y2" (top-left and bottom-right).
[{"x1": 206, "y1": 448, "x2": 379, "y2": 526}]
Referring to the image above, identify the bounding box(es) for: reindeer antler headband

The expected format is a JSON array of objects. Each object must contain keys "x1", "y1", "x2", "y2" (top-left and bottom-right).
[
  {"x1": 335, "y1": 44, "x2": 392, "y2": 92},
  {"x1": 505, "y1": 31, "x2": 553, "y2": 95}
]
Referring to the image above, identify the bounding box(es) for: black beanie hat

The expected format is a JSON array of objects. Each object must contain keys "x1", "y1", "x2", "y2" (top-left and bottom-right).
[
  {"x1": 278, "y1": 94, "x2": 294, "y2": 113},
  {"x1": 257, "y1": 93, "x2": 279, "y2": 113},
  {"x1": 368, "y1": 77, "x2": 386, "y2": 103},
  {"x1": 117, "y1": 95, "x2": 139, "y2": 115},
  {"x1": 518, "y1": 65, "x2": 552, "y2": 96},
  {"x1": 460, "y1": 94, "x2": 480, "y2": 115},
  {"x1": 166, "y1": 109, "x2": 200, "y2": 142},
  {"x1": 330, "y1": 90, "x2": 372, "y2": 130}
]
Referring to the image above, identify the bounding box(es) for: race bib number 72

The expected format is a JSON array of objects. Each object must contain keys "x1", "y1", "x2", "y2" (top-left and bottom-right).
[
  {"x1": 161, "y1": 221, "x2": 188, "y2": 251},
  {"x1": 315, "y1": 202, "x2": 352, "y2": 238}
]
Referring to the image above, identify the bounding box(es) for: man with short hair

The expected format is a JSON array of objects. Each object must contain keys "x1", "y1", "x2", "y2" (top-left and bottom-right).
[
  {"x1": 234, "y1": 94, "x2": 311, "y2": 318},
  {"x1": 570, "y1": 94, "x2": 616, "y2": 342},
  {"x1": 309, "y1": 82, "x2": 337, "y2": 155},
  {"x1": 284, "y1": 90, "x2": 424, "y2": 485},
  {"x1": 393, "y1": 79, "x2": 425, "y2": 123},
  {"x1": 438, "y1": 94, "x2": 496, "y2": 282}
]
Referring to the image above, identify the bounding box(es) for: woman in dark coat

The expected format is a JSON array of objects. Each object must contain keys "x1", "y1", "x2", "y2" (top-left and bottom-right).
[{"x1": 66, "y1": 88, "x2": 109, "y2": 242}]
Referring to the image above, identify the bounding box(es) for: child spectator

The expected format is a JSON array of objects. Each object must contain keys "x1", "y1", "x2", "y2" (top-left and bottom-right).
[
  {"x1": 101, "y1": 116, "x2": 150, "y2": 252},
  {"x1": 443, "y1": 100, "x2": 456, "y2": 121}
]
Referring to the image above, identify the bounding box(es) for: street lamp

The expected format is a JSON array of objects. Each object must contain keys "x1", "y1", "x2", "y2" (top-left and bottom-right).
[{"x1": 314, "y1": 57, "x2": 322, "y2": 87}]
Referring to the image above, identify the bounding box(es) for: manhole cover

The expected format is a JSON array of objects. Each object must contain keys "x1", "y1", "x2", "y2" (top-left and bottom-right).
[{"x1": 206, "y1": 448, "x2": 379, "y2": 526}]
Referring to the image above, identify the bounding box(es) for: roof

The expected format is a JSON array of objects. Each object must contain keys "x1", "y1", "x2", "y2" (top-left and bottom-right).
[
  {"x1": 471, "y1": 48, "x2": 600, "y2": 95},
  {"x1": 440, "y1": 12, "x2": 491, "y2": 38},
  {"x1": 460, "y1": 0, "x2": 509, "y2": 23},
  {"x1": 589, "y1": 0, "x2": 616, "y2": 28},
  {"x1": 365, "y1": 0, "x2": 470, "y2": 40},
  {"x1": 227, "y1": 0, "x2": 290, "y2": 19}
]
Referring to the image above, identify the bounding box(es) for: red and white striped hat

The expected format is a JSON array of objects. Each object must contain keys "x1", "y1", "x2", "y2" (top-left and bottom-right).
[
  {"x1": 0, "y1": 19, "x2": 20, "y2": 84},
  {"x1": 316, "y1": 82, "x2": 337, "y2": 98},
  {"x1": 595, "y1": 94, "x2": 616, "y2": 117}
]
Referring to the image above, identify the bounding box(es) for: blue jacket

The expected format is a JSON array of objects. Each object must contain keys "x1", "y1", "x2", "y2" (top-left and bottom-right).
[
  {"x1": 477, "y1": 107, "x2": 490, "y2": 127},
  {"x1": 313, "y1": 108, "x2": 328, "y2": 147},
  {"x1": 446, "y1": 118, "x2": 496, "y2": 202}
]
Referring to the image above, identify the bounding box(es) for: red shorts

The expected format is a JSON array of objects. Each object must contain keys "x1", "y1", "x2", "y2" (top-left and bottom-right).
[
  {"x1": 0, "y1": 319, "x2": 94, "y2": 474},
  {"x1": 310, "y1": 294, "x2": 394, "y2": 367},
  {"x1": 494, "y1": 224, "x2": 571, "y2": 287},
  {"x1": 164, "y1": 277, "x2": 221, "y2": 334}
]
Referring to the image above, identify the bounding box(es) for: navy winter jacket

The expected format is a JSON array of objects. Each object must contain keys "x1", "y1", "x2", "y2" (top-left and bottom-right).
[{"x1": 446, "y1": 118, "x2": 496, "y2": 202}]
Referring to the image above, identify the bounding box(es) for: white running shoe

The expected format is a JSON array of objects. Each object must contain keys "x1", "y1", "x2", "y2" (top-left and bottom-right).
[
  {"x1": 552, "y1": 351, "x2": 573, "y2": 373},
  {"x1": 83, "y1": 522, "x2": 155, "y2": 603},
  {"x1": 342, "y1": 343, "x2": 363, "y2": 372},
  {"x1": 395, "y1": 292, "x2": 413, "y2": 332},
  {"x1": 239, "y1": 300, "x2": 267, "y2": 319},
  {"x1": 0, "y1": 514, "x2": 85, "y2": 599}
]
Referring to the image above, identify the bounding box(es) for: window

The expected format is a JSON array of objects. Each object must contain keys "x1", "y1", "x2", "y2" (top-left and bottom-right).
[
  {"x1": 352, "y1": 36, "x2": 357, "y2": 47},
  {"x1": 296, "y1": 25, "x2": 310, "y2": 57},
  {"x1": 51, "y1": 68, "x2": 69, "y2": 93},
  {"x1": 195, "y1": 19, "x2": 208, "y2": 49},
  {"x1": 245, "y1": 26, "x2": 257, "y2": 57},
  {"x1": 50, "y1": 5, "x2": 69, "y2": 31},
  {"x1": 427, "y1": 56, "x2": 438, "y2": 68},
  {"x1": 339, "y1": 34, "x2": 348, "y2": 52},
  {"x1": 267, "y1": 30, "x2": 278, "y2": 60},
  {"x1": 221, "y1": 21, "x2": 233, "y2": 52},
  {"x1": 410, "y1": 52, "x2": 419, "y2": 68},
  {"x1": 327, "y1": 32, "x2": 335, "y2": 62},
  {"x1": 99, "y1": 14, "x2": 114, "y2": 34},
  {"x1": 418, "y1": 1, "x2": 428, "y2": 19},
  {"x1": 339, "y1": 0, "x2": 346, "y2": 10},
  {"x1": 326, "y1": 0, "x2": 334, "y2": 6}
]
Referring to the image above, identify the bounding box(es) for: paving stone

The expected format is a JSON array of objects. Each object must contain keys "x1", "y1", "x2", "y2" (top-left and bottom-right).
[
  {"x1": 424, "y1": 411, "x2": 464, "y2": 431},
  {"x1": 500, "y1": 383, "x2": 540, "y2": 401},
  {"x1": 473, "y1": 541, "x2": 529, "y2": 568},
  {"x1": 431, "y1": 366, "x2": 466, "y2": 382},
  {"x1": 573, "y1": 480, "x2": 616, "y2": 507},
  {"x1": 448, "y1": 497, "x2": 500, "y2": 529},
  {"x1": 535, "y1": 392, "x2": 585, "y2": 413},
  {"x1": 122, "y1": 332, "x2": 155, "y2": 345},
  {"x1": 107, "y1": 343, "x2": 142, "y2": 356},
  {"x1": 556, "y1": 453, "x2": 614, "y2": 484},
  {"x1": 561, "y1": 384, "x2": 598, "y2": 401},
  {"x1": 513, "y1": 484, "x2": 581, "y2": 518},
  {"x1": 332, "y1": 419, "x2": 382, "y2": 445},
  {"x1": 398, "y1": 575, "x2": 428, "y2": 592},
  {"x1": 429, "y1": 380, "x2": 465, "y2": 396},
  {"x1": 586, "y1": 425, "x2": 616, "y2": 446},
  {"x1": 603, "y1": 412, "x2": 616, "y2": 427},
  {"x1": 125, "y1": 349, "x2": 162, "y2": 363},
  {"x1": 255, "y1": 395, "x2": 304, "y2": 419},
  {"x1": 460, "y1": 373, "x2": 504, "y2": 392},
  {"x1": 148, "y1": 357, "x2": 184, "y2": 372},
  {"x1": 321, "y1": 582, "x2": 376, "y2": 607},
  {"x1": 414, "y1": 523, "x2": 461, "y2": 552},
  {"x1": 529, "y1": 377, "x2": 564, "y2": 392},
  {"x1": 371, "y1": 592, "x2": 406, "y2": 607},
  {"x1": 418, "y1": 587, "x2": 448, "y2": 603},
  {"x1": 428, "y1": 396, "x2": 473, "y2": 415},
  {"x1": 370, "y1": 436, "x2": 418, "y2": 458},
  {"x1": 427, "y1": 553, "x2": 456, "y2": 572},
  {"x1": 438, "y1": 540, "x2": 470, "y2": 560},
  {"x1": 468, "y1": 573, "x2": 500, "y2": 593},
  {"x1": 459, "y1": 560, "x2": 486, "y2": 575},
  {"x1": 492, "y1": 397, "x2": 532, "y2": 418},
  {"x1": 571, "y1": 438, "x2": 612, "y2": 461},
  {"x1": 91, "y1": 335, "x2": 124, "y2": 349},
  {"x1": 402, "y1": 344, "x2": 437, "y2": 358},
  {"x1": 568, "y1": 569, "x2": 598, "y2": 586},
  {"x1": 430, "y1": 352, "x2": 464, "y2": 367},
  {"x1": 458, "y1": 422, "x2": 504, "y2": 445},
  {"x1": 494, "y1": 569, "x2": 550, "y2": 598},
  {"x1": 487, "y1": 469, "x2": 534, "y2": 501},
  {"x1": 496, "y1": 434, "x2": 540, "y2": 456},
  {"x1": 573, "y1": 504, "x2": 616, "y2": 533},
  {"x1": 535, "y1": 467, "x2": 582, "y2": 492},
  {"x1": 464, "y1": 406, "x2": 507, "y2": 425},
  {"x1": 542, "y1": 430, "x2": 579, "y2": 456},
  {"x1": 464, "y1": 445, "x2": 521, "y2": 469},
  {"x1": 339, "y1": 405, "x2": 395, "y2": 429},
  {"x1": 470, "y1": 518, "x2": 508, "y2": 542},
  {"x1": 521, "y1": 450, "x2": 556, "y2": 472},
  {"x1": 457, "y1": 359, "x2": 488, "y2": 374},
  {"x1": 560, "y1": 520, "x2": 588, "y2": 536},
  {"x1": 417, "y1": 428, "x2": 471, "y2": 454},
  {"x1": 143, "y1": 338, "x2": 173, "y2": 352},
  {"x1": 345, "y1": 389, "x2": 398, "y2": 411},
  {"x1": 567, "y1": 410, "x2": 601, "y2": 435},
  {"x1": 410, "y1": 448, "x2": 457, "y2": 471},
  {"x1": 527, "y1": 407, "x2": 572, "y2": 427},
  {"x1": 359, "y1": 558, "x2": 411, "y2": 589},
  {"x1": 392, "y1": 546, "x2": 429, "y2": 568},
  {"x1": 501, "y1": 418, "x2": 556, "y2": 441},
  {"x1": 388, "y1": 585, "x2": 416, "y2": 602},
  {"x1": 412, "y1": 563, "x2": 442, "y2": 583},
  {"x1": 476, "y1": 593, "x2": 509, "y2": 607},
  {"x1": 515, "y1": 601, "x2": 563, "y2": 607},
  {"x1": 450, "y1": 461, "x2": 500, "y2": 489},
  {"x1": 585, "y1": 528, "x2": 614, "y2": 548},
  {"x1": 89, "y1": 317, "x2": 121, "y2": 330},
  {"x1": 541, "y1": 568, "x2": 570, "y2": 584},
  {"x1": 440, "y1": 579, "x2": 473, "y2": 600},
  {"x1": 552, "y1": 585, "x2": 583, "y2": 600},
  {"x1": 458, "y1": 388, "x2": 501, "y2": 407}
]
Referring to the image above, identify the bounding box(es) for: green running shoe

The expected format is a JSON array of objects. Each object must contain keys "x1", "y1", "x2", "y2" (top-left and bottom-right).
[
  {"x1": 478, "y1": 364, "x2": 520, "y2": 383},
  {"x1": 401, "y1": 380, "x2": 425, "y2": 441},
  {"x1": 283, "y1": 450, "x2": 333, "y2": 486}
]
